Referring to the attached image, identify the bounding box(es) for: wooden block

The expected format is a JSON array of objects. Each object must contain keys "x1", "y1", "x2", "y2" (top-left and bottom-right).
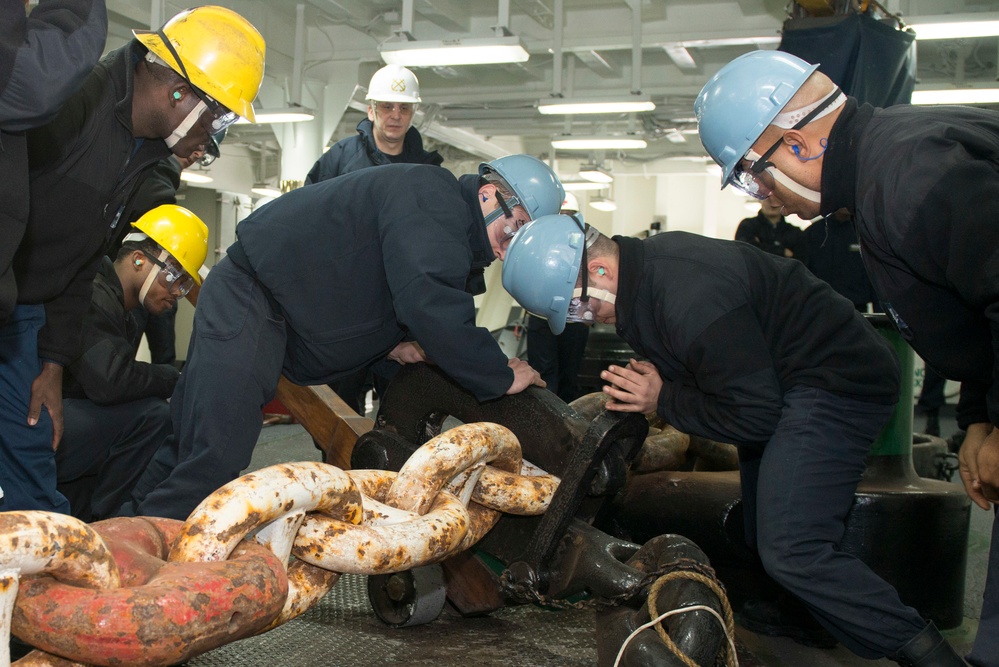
[
  {"x1": 441, "y1": 550, "x2": 505, "y2": 617},
  {"x1": 274, "y1": 376, "x2": 373, "y2": 470}
]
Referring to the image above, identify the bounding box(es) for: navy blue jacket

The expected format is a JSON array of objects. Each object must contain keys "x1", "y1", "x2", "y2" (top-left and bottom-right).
[
  {"x1": 16, "y1": 40, "x2": 171, "y2": 365},
  {"x1": 229, "y1": 164, "x2": 511, "y2": 401},
  {"x1": 0, "y1": 0, "x2": 107, "y2": 326},
  {"x1": 614, "y1": 232, "x2": 899, "y2": 446},
  {"x1": 304, "y1": 118, "x2": 442, "y2": 184},
  {"x1": 821, "y1": 99, "x2": 999, "y2": 428},
  {"x1": 735, "y1": 212, "x2": 808, "y2": 263}
]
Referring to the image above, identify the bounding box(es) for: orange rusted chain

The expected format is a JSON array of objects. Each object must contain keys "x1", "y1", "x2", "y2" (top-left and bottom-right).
[{"x1": 12, "y1": 517, "x2": 287, "y2": 666}]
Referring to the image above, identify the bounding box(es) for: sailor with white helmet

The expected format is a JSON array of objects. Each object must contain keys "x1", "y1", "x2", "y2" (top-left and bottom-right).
[{"x1": 305, "y1": 64, "x2": 443, "y2": 184}]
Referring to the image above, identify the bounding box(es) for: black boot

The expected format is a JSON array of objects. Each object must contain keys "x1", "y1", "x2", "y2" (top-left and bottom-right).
[
  {"x1": 894, "y1": 622, "x2": 968, "y2": 666},
  {"x1": 924, "y1": 408, "x2": 941, "y2": 437},
  {"x1": 737, "y1": 594, "x2": 838, "y2": 649}
]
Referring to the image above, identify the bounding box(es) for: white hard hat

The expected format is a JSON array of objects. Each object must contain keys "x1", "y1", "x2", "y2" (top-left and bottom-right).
[
  {"x1": 366, "y1": 64, "x2": 421, "y2": 104},
  {"x1": 560, "y1": 192, "x2": 580, "y2": 214}
]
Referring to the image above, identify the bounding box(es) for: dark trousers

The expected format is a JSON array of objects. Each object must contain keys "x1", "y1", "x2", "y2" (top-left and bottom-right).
[
  {"x1": 0, "y1": 304, "x2": 69, "y2": 513},
  {"x1": 123, "y1": 257, "x2": 286, "y2": 520},
  {"x1": 526, "y1": 315, "x2": 590, "y2": 403},
  {"x1": 56, "y1": 397, "x2": 172, "y2": 522},
  {"x1": 969, "y1": 508, "x2": 999, "y2": 667},
  {"x1": 738, "y1": 386, "x2": 925, "y2": 658},
  {"x1": 327, "y1": 366, "x2": 390, "y2": 415}
]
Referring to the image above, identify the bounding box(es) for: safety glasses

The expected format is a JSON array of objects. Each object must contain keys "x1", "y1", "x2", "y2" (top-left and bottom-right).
[
  {"x1": 493, "y1": 191, "x2": 531, "y2": 250},
  {"x1": 374, "y1": 102, "x2": 415, "y2": 115},
  {"x1": 142, "y1": 252, "x2": 195, "y2": 298},
  {"x1": 728, "y1": 149, "x2": 778, "y2": 200}
]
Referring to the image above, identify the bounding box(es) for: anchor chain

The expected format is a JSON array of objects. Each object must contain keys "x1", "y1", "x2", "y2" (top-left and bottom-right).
[
  {"x1": 3, "y1": 422, "x2": 560, "y2": 667},
  {"x1": 500, "y1": 557, "x2": 728, "y2": 612}
]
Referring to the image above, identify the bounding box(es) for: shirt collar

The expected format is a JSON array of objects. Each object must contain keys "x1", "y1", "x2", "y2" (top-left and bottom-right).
[
  {"x1": 612, "y1": 235, "x2": 644, "y2": 332},
  {"x1": 820, "y1": 97, "x2": 876, "y2": 217}
]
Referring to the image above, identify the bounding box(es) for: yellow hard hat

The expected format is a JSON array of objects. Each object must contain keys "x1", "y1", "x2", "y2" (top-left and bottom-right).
[
  {"x1": 132, "y1": 205, "x2": 209, "y2": 285},
  {"x1": 134, "y1": 6, "x2": 265, "y2": 122}
]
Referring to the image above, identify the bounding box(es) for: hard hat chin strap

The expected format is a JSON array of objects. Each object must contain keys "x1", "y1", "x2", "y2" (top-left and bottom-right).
[
  {"x1": 138, "y1": 249, "x2": 170, "y2": 305},
  {"x1": 769, "y1": 165, "x2": 822, "y2": 203},
  {"x1": 166, "y1": 100, "x2": 207, "y2": 149}
]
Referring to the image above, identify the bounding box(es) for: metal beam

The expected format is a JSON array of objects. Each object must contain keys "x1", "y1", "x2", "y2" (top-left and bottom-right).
[{"x1": 415, "y1": 0, "x2": 471, "y2": 33}]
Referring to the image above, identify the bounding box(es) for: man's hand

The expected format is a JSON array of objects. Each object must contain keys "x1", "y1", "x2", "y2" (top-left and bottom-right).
[
  {"x1": 387, "y1": 341, "x2": 428, "y2": 365},
  {"x1": 28, "y1": 361, "x2": 63, "y2": 451},
  {"x1": 601, "y1": 359, "x2": 663, "y2": 414},
  {"x1": 959, "y1": 422, "x2": 998, "y2": 509},
  {"x1": 505, "y1": 358, "x2": 545, "y2": 395}
]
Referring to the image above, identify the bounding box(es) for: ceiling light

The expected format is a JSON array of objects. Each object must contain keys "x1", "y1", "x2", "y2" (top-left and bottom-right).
[
  {"x1": 251, "y1": 184, "x2": 282, "y2": 198},
  {"x1": 552, "y1": 136, "x2": 648, "y2": 150},
  {"x1": 911, "y1": 88, "x2": 999, "y2": 105},
  {"x1": 236, "y1": 104, "x2": 315, "y2": 125},
  {"x1": 909, "y1": 19, "x2": 999, "y2": 40},
  {"x1": 537, "y1": 95, "x2": 656, "y2": 115},
  {"x1": 589, "y1": 196, "x2": 617, "y2": 212},
  {"x1": 562, "y1": 181, "x2": 610, "y2": 192},
  {"x1": 180, "y1": 171, "x2": 213, "y2": 184},
  {"x1": 578, "y1": 165, "x2": 613, "y2": 183},
  {"x1": 380, "y1": 36, "x2": 529, "y2": 67}
]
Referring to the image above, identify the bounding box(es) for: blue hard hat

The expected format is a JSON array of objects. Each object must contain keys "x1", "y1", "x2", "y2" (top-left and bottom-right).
[
  {"x1": 479, "y1": 155, "x2": 565, "y2": 223},
  {"x1": 502, "y1": 214, "x2": 584, "y2": 335},
  {"x1": 695, "y1": 50, "x2": 818, "y2": 188}
]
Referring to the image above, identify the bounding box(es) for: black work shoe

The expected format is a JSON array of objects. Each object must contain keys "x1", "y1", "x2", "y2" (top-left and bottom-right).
[
  {"x1": 736, "y1": 597, "x2": 839, "y2": 649},
  {"x1": 894, "y1": 622, "x2": 968, "y2": 666}
]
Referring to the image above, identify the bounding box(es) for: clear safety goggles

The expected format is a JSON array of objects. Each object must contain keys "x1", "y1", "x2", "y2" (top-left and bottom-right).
[
  {"x1": 566, "y1": 287, "x2": 616, "y2": 325},
  {"x1": 489, "y1": 191, "x2": 530, "y2": 250},
  {"x1": 197, "y1": 94, "x2": 239, "y2": 133},
  {"x1": 142, "y1": 251, "x2": 195, "y2": 298},
  {"x1": 728, "y1": 149, "x2": 778, "y2": 200},
  {"x1": 373, "y1": 102, "x2": 416, "y2": 115}
]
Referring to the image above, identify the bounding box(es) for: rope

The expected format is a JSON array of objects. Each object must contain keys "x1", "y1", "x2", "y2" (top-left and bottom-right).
[{"x1": 619, "y1": 570, "x2": 738, "y2": 667}]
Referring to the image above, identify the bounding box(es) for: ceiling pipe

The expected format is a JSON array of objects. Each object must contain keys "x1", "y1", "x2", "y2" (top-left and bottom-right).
[
  {"x1": 629, "y1": 0, "x2": 642, "y2": 95},
  {"x1": 551, "y1": 0, "x2": 563, "y2": 98},
  {"x1": 495, "y1": 0, "x2": 513, "y2": 37},
  {"x1": 291, "y1": 4, "x2": 306, "y2": 106}
]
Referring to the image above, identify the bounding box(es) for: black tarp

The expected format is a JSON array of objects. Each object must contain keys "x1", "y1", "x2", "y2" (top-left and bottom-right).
[{"x1": 779, "y1": 12, "x2": 916, "y2": 106}]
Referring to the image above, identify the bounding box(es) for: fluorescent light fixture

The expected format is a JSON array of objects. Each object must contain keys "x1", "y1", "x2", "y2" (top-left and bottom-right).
[
  {"x1": 251, "y1": 184, "x2": 282, "y2": 198},
  {"x1": 909, "y1": 19, "x2": 999, "y2": 40},
  {"x1": 552, "y1": 136, "x2": 648, "y2": 150},
  {"x1": 589, "y1": 196, "x2": 617, "y2": 212},
  {"x1": 562, "y1": 181, "x2": 610, "y2": 192},
  {"x1": 911, "y1": 88, "x2": 999, "y2": 105},
  {"x1": 236, "y1": 104, "x2": 315, "y2": 125},
  {"x1": 578, "y1": 165, "x2": 613, "y2": 183},
  {"x1": 537, "y1": 95, "x2": 656, "y2": 115},
  {"x1": 180, "y1": 171, "x2": 213, "y2": 184},
  {"x1": 380, "y1": 36, "x2": 529, "y2": 67}
]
